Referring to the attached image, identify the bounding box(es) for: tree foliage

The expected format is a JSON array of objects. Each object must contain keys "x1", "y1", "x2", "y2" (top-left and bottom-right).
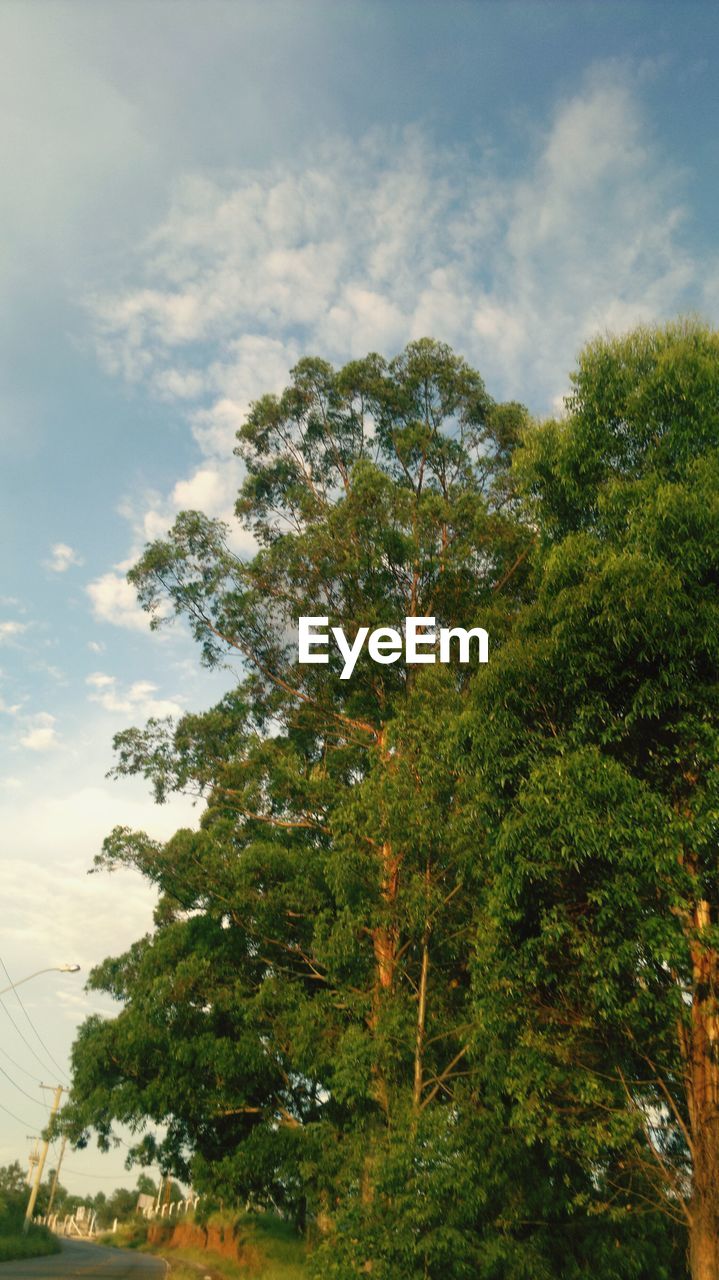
[
  {"x1": 466, "y1": 320, "x2": 719, "y2": 1279},
  {"x1": 66, "y1": 340, "x2": 536, "y2": 1276},
  {"x1": 63, "y1": 327, "x2": 719, "y2": 1277}
]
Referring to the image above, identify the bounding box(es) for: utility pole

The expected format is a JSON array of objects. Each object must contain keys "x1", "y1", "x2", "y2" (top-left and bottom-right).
[
  {"x1": 46, "y1": 1135, "x2": 67, "y2": 1217},
  {"x1": 24, "y1": 1085, "x2": 63, "y2": 1233},
  {"x1": 26, "y1": 1138, "x2": 39, "y2": 1187}
]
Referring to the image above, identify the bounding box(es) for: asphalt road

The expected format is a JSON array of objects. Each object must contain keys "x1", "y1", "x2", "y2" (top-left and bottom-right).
[{"x1": 0, "y1": 1240, "x2": 167, "y2": 1280}]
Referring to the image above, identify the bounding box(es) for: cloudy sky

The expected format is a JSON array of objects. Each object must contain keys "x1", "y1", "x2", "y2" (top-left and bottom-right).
[{"x1": 1, "y1": 0, "x2": 718, "y2": 1195}]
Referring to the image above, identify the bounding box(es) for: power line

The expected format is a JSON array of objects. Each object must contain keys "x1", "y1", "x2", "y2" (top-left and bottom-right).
[
  {"x1": 0, "y1": 955, "x2": 69, "y2": 1081},
  {"x1": 0, "y1": 996, "x2": 57, "y2": 1078},
  {"x1": 0, "y1": 956, "x2": 69, "y2": 1083},
  {"x1": 0, "y1": 1060, "x2": 51, "y2": 1111},
  {"x1": 0, "y1": 1041, "x2": 44, "y2": 1086},
  {"x1": 0, "y1": 1098, "x2": 39, "y2": 1131}
]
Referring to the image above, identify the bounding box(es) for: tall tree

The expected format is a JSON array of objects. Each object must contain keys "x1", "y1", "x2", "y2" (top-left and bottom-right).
[
  {"x1": 466, "y1": 320, "x2": 719, "y2": 1279},
  {"x1": 65, "y1": 340, "x2": 532, "y2": 1275}
]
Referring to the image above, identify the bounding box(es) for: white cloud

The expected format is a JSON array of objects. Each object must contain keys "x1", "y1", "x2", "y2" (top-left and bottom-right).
[
  {"x1": 19, "y1": 712, "x2": 60, "y2": 752},
  {"x1": 85, "y1": 570, "x2": 150, "y2": 631},
  {"x1": 33, "y1": 660, "x2": 66, "y2": 684},
  {"x1": 153, "y1": 367, "x2": 207, "y2": 401},
  {"x1": 167, "y1": 465, "x2": 256, "y2": 558},
  {"x1": 86, "y1": 671, "x2": 116, "y2": 690},
  {"x1": 44, "y1": 542, "x2": 83, "y2": 573},
  {"x1": 90, "y1": 67, "x2": 705, "y2": 450},
  {"x1": 84, "y1": 64, "x2": 713, "y2": 651},
  {"x1": 0, "y1": 620, "x2": 28, "y2": 643},
  {"x1": 0, "y1": 781, "x2": 198, "y2": 970},
  {"x1": 172, "y1": 465, "x2": 231, "y2": 513},
  {"x1": 86, "y1": 672, "x2": 183, "y2": 719},
  {"x1": 87, "y1": 640, "x2": 105, "y2": 653}
]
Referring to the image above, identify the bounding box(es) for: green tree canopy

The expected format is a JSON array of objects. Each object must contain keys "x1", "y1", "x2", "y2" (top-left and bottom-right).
[
  {"x1": 65, "y1": 340, "x2": 538, "y2": 1276},
  {"x1": 64, "y1": 327, "x2": 706, "y2": 1278},
  {"x1": 466, "y1": 320, "x2": 719, "y2": 1280}
]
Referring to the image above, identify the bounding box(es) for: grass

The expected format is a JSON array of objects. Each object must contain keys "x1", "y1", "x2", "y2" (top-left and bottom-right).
[
  {"x1": 163, "y1": 1243, "x2": 308, "y2": 1280},
  {"x1": 122, "y1": 1209, "x2": 310, "y2": 1280},
  {"x1": 0, "y1": 1201, "x2": 61, "y2": 1263},
  {"x1": 0, "y1": 1223, "x2": 60, "y2": 1262},
  {"x1": 96, "y1": 1220, "x2": 149, "y2": 1250}
]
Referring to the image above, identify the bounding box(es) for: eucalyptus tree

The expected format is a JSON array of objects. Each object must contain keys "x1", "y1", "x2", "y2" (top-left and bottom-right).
[
  {"x1": 65, "y1": 340, "x2": 531, "y2": 1275},
  {"x1": 466, "y1": 321, "x2": 719, "y2": 1280}
]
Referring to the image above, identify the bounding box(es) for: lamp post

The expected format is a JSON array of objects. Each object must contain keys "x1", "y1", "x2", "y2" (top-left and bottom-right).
[{"x1": 0, "y1": 964, "x2": 81, "y2": 998}]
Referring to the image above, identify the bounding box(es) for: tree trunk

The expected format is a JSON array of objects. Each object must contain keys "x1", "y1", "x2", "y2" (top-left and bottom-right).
[
  {"x1": 366, "y1": 738, "x2": 401, "y2": 1125},
  {"x1": 413, "y1": 934, "x2": 429, "y2": 1110},
  {"x1": 371, "y1": 732, "x2": 400, "y2": 998},
  {"x1": 684, "y1": 896, "x2": 719, "y2": 1280},
  {"x1": 690, "y1": 1206, "x2": 719, "y2": 1280},
  {"x1": 367, "y1": 841, "x2": 399, "y2": 1116},
  {"x1": 688, "y1": 1097, "x2": 719, "y2": 1280}
]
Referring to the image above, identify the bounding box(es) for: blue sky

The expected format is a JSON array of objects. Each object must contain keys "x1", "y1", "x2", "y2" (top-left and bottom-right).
[{"x1": 1, "y1": 0, "x2": 718, "y2": 1195}]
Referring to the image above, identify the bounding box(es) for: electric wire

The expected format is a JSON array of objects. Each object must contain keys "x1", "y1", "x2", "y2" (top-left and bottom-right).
[
  {"x1": 0, "y1": 1041, "x2": 44, "y2": 1085},
  {"x1": 0, "y1": 955, "x2": 69, "y2": 1082},
  {"x1": 0, "y1": 1098, "x2": 39, "y2": 1131},
  {"x1": 0, "y1": 1060, "x2": 51, "y2": 1110},
  {"x1": 0, "y1": 954, "x2": 69, "y2": 1081},
  {"x1": 0, "y1": 995, "x2": 62, "y2": 1079}
]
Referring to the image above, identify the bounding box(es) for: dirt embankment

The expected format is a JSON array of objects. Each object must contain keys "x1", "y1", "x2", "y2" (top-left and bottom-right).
[{"x1": 148, "y1": 1220, "x2": 263, "y2": 1269}]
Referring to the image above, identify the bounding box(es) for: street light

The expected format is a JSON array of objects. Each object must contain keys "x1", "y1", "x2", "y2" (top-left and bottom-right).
[{"x1": 0, "y1": 964, "x2": 81, "y2": 997}]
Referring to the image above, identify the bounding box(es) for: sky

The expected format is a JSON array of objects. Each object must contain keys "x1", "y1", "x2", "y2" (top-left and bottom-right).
[{"x1": 1, "y1": 0, "x2": 718, "y2": 1197}]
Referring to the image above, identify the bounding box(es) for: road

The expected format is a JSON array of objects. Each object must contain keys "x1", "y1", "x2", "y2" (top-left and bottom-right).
[{"x1": 0, "y1": 1240, "x2": 167, "y2": 1280}]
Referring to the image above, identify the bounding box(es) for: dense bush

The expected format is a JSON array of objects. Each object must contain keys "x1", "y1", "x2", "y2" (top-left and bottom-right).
[
  {"x1": 0, "y1": 1177, "x2": 60, "y2": 1262},
  {"x1": 0, "y1": 1227, "x2": 60, "y2": 1262}
]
